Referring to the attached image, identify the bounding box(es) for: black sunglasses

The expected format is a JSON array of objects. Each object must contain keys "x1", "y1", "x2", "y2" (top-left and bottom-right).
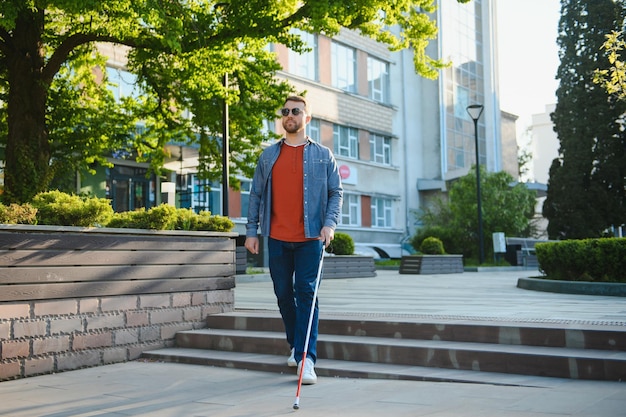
[{"x1": 280, "y1": 107, "x2": 304, "y2": 116}]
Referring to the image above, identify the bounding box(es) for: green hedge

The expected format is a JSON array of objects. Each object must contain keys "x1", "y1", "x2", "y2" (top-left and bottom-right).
[
  {"x1": 0, "y1": 203, "x2": 37, "y2": 224},
  {"x1": 327, "y1": 231, "x2": 354, "y2": 255},
  {"x1": 410, "y1": 226, "x2": 462, "y2": 256},
  {"x1": 0, "y1": 191, "x2": 234, "y2": 232},
  {"x1": 32, "y1": 190, "x2": 113, "y2": 227},
  {"x1": 535, "y1": 238, "x2": 626, "y2": 283},
  {"x1": 419, "y1": 236, "x2": 445, "y2": 254}
]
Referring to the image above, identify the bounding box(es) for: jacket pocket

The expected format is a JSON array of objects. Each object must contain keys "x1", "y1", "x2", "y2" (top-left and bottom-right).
[{"x1": 312, "y1": 158, "x2": 329, "y2": 180}]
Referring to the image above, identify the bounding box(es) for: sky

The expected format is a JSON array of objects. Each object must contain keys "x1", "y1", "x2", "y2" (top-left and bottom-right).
[{"x1": 495, "y1": 0, "x2": 561, "y2": 141}]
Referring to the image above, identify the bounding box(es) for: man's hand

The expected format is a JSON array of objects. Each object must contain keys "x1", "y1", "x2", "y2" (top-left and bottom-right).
[
  {"x1": 319, "y1": 226, "x2": 334, "y2": 248},
  {"x1": 245, "y1": 236, "x2": 259, "y2": 254}
]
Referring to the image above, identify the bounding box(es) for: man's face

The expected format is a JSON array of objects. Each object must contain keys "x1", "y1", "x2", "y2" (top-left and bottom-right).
[{"x1": 281, "y1": 102, "x2": 307, "y2": 134}]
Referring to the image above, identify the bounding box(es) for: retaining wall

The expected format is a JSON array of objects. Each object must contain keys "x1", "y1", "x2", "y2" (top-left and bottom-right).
[{"x1": 0, "y1": 225, "x2": 237, "y2": 380}]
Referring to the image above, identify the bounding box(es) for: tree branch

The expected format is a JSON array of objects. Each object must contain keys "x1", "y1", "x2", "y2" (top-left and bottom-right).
[{"x1": 42, "y1": 33, "x2": 162, "y2": 84}]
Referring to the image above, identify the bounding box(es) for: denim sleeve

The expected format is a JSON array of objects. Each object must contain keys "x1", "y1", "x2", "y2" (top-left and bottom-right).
[
  {"x1": 324, "y1": 152, "x2": 343, "y2": 229},
  {"x1": 246, "y1": 158, "x2": 264, "y2": 237}
]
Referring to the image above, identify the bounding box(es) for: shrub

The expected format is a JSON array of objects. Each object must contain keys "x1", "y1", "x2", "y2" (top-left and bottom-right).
[
  {"x1": 107, "y1": 205, "x2": 184, "y2": 230},
  {"x1": 0, "y1": 203, "x2": 38, "y2": 224},
  {"x1": 327, "y1": 231, "x2": 354, "y2": 255},
  {"x1": 191, "y1": 211, "x2": 234, "y2": 232},
  {"x1": 420, "y1": 236, "x2": 445, "y2": 254},
  {"x1": 137, "y1": 204, "x2": 179, "y2": 230},
  {"x1": 2, "y1": 191, "x2": 235, "y2": 232},
  {"x1": 31, "y1": 190, "x2": 113, "y2": 227},
  {"x1": 410, "y1": 226, "x2": 462, "y2": 255},
  {"x1": 174, "y1": 207, "x2": 197, "y2": 230},
  {"x1": 536, "y1": 238, "x2": 626, "y2": 283},
  {"x1": 107, "y1": 205, "x2": 235, "y2": 232}
]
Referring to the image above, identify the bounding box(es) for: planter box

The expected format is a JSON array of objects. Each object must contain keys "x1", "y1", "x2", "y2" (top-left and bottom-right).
[
  {"x1": 236, "y1": 246, "x2": 248, "y2": 274},
  {"x1": 322, "y1": 255, "x2": 376, "y2": 279},
  {"x1": 399, "y1": 255, "x2": 464, "y2": 275},
  {"x1": 0, "y1": 225, "x2": 237, "y2": 301},
  {"x1": 0, "y1": 224, "x2": 237, "y2": 380}
]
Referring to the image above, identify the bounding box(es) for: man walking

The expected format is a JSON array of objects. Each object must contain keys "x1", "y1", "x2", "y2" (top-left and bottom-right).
[{"x1": 245, "y1": 95, "x2": 343, "y2": 385}]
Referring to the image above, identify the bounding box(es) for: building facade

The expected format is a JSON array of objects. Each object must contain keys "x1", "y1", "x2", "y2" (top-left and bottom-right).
[{"x1": 77, "y1": 0, "x2": 508, "y2": 261}]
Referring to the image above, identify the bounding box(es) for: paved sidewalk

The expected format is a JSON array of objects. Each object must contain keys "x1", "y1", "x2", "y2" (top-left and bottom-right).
[
  {"x1": 237, "y1": 268, "x2": 626, "y2": 326},
  {"x1": 1, "y1": 268, "x2": 625, "y2": 417}
]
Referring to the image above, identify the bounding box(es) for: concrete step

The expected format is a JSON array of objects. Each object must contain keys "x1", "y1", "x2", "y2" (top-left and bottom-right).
[
  {"x1": 206, "y1": 311, "x2": 626, "y2": 351},
  {"x1": 141, "y1": 347, "x2": 567, "y2": 387},
  {"x1": 141, "y1": 311, "x2": 626, "y2": 382},
  {"x1": 171, "y1": 327, "x2": 626, "y2": 380}
]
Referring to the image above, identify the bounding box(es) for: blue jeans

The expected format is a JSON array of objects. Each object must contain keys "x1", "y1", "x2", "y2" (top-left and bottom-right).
[{"x1": 268, "y1": 238, "x2": 323, "y2": 364}]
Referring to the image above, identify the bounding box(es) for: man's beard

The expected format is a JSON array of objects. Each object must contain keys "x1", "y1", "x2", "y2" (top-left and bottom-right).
[{"x1": 283, "y1": 119, "x2": 302, "y2": 134}]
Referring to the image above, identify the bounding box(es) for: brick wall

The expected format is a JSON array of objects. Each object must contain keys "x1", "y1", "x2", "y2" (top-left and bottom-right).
[
  {"x1": 0, "y1": 226, "x2": 238, "y2": 381},
  {"x1": 0, "y1": 289, "x2": 233, "y2": 381}
]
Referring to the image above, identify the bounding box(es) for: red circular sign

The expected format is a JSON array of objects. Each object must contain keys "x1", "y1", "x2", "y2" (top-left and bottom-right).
[{"x1": 339, "y1": 165, "x2": 350, "y2": 179}]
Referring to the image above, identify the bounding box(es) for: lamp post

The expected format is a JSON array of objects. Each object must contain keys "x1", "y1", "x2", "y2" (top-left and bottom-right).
[
  {"x1": 466, "y1": 104, "x2": 484, "y2": 264},
  {"x1": 222, "y1": 73, "x2": 229, "y2": 216}
]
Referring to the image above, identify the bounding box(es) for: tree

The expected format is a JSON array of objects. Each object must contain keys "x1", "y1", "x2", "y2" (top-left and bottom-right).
[
  {"x1": 594, "y1": 30, "x2": 626, "y2": 100},
  {"x1": 0, "y1": 0, "x2": 470, "y2": 204},
  {"x1": 415, "y1": 166, "x2": 537, "y2": 261},
  {"x1": 543, "y1": 0, "x2": 626, "y2": 239}
]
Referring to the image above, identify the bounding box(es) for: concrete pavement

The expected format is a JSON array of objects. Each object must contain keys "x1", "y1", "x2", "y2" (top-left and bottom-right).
[
  {"x1": 1, "y1": 268, "x2": 625, "y2": 417},
  {"x1": 237, "y1": 268, "x2": 626, "y2": 325}
]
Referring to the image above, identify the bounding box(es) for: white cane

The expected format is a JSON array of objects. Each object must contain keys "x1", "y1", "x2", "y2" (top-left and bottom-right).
[{"x1": 293, "y1": 244, "x2": 325, "y2": 410}]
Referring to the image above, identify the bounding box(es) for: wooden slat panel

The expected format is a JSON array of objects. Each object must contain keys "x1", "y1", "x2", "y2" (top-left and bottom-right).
[
  {"x1": 0, "y1": 249, "x2": 234, "y2": 267},
  {"x1": 0, "y1": 232, "x2": 233, "y2": 251},
  {"x1": 0, "y1": 264, "x2": 235, "y2": 283},
  {"x1": 0, "y1": 277, "x2": 235, "y2": 302},
  {"x1": 399, "y1": 257, "x2": 422, "y2": 274}
]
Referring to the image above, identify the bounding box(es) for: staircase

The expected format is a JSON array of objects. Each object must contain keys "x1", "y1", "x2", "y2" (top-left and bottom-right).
[{"x1": 141, "y1": 310, "x2": 626, "y2": 385}]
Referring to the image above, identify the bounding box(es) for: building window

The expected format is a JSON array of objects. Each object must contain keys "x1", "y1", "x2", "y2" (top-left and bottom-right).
[
  {"x1": 369, "y1": 134, "x2": 391, "y2": 165},
  {"x1": 340, "y1": 194, "x2": 361, "y2": 226},
  {"x1": 371, "y1": 197, "x2": 392, "y2": 228},
  {"x1": 307, "y1": 118, "x2": 320, "y2": 142},
  {"x1": 180, "y1": 176, "x2": 222, "y2": 215},
  {"x1": 331, "y1": 41, "x2": 356, "y2": 92},
  {"x1": 333, "y1": 124, "x2": 359, "y2": 159},
  {"x1": 367, "y1": 57, "x2": 389, "y2": 103},
  {"x1": 288, "y1": 29, "x2": 318, "y2": 81},
  {"x1": 442, "y1": 0, "x2": 486, "y2": 173},
  {"x1": 240, "y1": 179, "x2": 251, "y2": 218}
]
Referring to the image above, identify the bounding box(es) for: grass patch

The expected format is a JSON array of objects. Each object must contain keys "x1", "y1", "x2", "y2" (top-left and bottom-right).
[{"x1": 375, "y1": 259, "x2": 401, "y2": 267}]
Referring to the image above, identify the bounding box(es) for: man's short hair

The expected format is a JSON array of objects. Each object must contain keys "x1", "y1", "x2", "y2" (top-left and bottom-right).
[{"x1": 284, "y1": 95, "x2": 309, "y2": 113}]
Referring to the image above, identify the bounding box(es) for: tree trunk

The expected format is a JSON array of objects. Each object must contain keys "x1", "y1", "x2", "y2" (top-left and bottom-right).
[{"x1": 3, "y1": 10, "x2": 51, "y2": 204}]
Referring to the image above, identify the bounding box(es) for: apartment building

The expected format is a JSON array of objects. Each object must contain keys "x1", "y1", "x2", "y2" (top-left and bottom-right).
[
  {"x1": 398, "y1": 0, "x2": 504, "y2": 249},
  {"x1": 79, "y1": 0, "x2": 506, "y2": 261}
]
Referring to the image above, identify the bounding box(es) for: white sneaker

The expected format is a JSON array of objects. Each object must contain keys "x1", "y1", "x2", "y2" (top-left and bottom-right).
[
  {"x1": 297, "y1": 357, "x2": 317, "y2": 385},
  {"x1": 287, "y1": 348, "x2": 297, "y2": 367}
]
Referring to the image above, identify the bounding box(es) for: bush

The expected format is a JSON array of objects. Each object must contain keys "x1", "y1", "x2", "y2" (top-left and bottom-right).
[
  {"x1": 536, "y1": 238, "x2": 626, "y2": 283},
  {"x1": 410, "y1": 226, "x2": 461, "y2": 255},
  {"x1": 107, "y1": 204, "x2": 179, "y2": 230},
  {"x1": 31, "y1": 190, "x2": 113, "y2": 227},
  {"x1": 0, "y1": 203, "x2": 37, "y2": 224},
  {"x1": 174, "y1": 207, "x2": 197, "y2": 230},
  {"x1": 327, "y1": 231, "x2": 354, "y2": 255},
  {"x1": 191, "y1": 211, "x2": 234, "y2": 232},
  {"x1": 106, "y1": 205, "x2": 235, "y2": 232},
  {"x1": 1, "y1": 191, "x2": 235, "y2": 232},
  {"x1": 420, "y1": 236, "x2": 445, "y2": 254}
]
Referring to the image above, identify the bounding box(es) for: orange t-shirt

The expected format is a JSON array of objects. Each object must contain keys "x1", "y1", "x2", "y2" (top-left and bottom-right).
[{"x1": 270, "y1": 143, "x2": 307, "y2": 242}]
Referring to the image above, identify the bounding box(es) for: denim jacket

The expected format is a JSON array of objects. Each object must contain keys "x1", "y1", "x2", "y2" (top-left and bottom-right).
[{"x1": 246, "y1": 138, "x2": 343, "y2": 239}]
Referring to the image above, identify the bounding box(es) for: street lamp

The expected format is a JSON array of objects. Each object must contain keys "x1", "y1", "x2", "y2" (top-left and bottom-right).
[
  {"x1": 466, "y1": 104, "x2": 484, "y2": 264},
  {"x1": 222, "y1": 73, "x2": 229, "y2": 216}
]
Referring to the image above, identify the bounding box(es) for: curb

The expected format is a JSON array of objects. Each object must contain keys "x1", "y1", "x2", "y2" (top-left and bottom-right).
[{"x1": 517, "y1": 277, "x2": 626, "y2": 297}]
